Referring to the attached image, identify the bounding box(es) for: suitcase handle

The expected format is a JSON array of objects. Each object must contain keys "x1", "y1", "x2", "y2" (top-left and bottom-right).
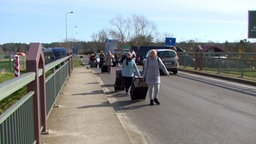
[{"x1": 133, "y1": 77, "x2": 146, "y2": 87}]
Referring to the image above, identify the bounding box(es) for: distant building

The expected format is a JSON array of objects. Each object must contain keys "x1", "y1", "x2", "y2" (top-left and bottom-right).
[{"x1": 197, "y1": 45, "x2": 225, "y2": 53}]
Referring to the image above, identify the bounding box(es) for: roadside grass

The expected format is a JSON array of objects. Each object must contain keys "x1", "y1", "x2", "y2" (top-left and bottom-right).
[
  {"x1": 0, "y1": 59, "x2": 83, "y2": 114},
  {"x1": 0, "y1": 72, "x2": 14, "y2": 83},
  {"x1": 0, "y1": 60, "x2": 13, "y2": 72},
  {"x1": 0, "y1": 72, "x2": 26, "y2": 114},
  {"x1": 73, "y1": 58, "x2": 84, "y2": 67},
  {"x1": 179, "y1": 66, "x2": 256, "y2": 81}
]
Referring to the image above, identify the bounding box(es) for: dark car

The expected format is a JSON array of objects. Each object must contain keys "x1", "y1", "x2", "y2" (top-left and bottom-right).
[{"x1": 43, "y1": 47, "x2": 67, "y2": 64}]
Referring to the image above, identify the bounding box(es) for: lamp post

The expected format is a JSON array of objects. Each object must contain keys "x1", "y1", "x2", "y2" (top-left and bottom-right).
[
  {"x1": 72, "y1": 26, "x2": 78, "y2": 55},
  {"x1": 65, "y1": 11, "x2": 74, "y2": 42},
  {"x1": 73, "y1": 26, "x2": 78, "y2": 41}
]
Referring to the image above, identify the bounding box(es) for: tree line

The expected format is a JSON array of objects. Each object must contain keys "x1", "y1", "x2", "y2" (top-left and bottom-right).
[
  {"x1": 0, "y1": 14, "x2": 255, "y2": 55},
  {"x1": 1, "y1": 39, "x2": 255, "y2": 56}
]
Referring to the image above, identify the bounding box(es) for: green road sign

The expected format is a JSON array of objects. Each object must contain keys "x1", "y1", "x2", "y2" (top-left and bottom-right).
[{"x1": 248, "y1": 11, "x2": 256, "y2": 38}]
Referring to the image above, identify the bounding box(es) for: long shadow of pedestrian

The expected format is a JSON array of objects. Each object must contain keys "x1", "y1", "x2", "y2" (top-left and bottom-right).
[
  {"x1": 112, "y1": 100, "x2": 149, "y2": 111},
  {"x1": 101, "y1": 84, "x2": 114, "y2": 88},
  {"x1": 106, "y1": 91, "x2": 127, "y2": 97},
  {"x1": 72, "y1": 90, "x2": 104, "y2": 96},
  {"x1": 84, "y1": 82, "x2": 99, "y2": 85},
  {"x1": 77, "y1": 101, "x2": 112, "y2": 109},
  {"x1": 106, "y1": 91, "x2": 150, "y2": 110}
]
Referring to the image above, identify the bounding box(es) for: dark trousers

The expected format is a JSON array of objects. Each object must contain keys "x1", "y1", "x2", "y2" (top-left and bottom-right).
[
  {"x1": 107, "y1": 65, "x2": 111, "y2": 73},
  {"x1": 124, "y1": 77, "x2": 133, "y2": 93}
]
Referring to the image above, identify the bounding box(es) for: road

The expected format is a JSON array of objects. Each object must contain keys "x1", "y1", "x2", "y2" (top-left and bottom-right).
[{"x1": 92, "y1": 66, "x2": 256, "y2": 144}]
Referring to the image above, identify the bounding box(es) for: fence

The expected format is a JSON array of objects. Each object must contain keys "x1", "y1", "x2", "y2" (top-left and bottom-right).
[
  {"x1": 178, "y1": 51, "x2": 256, "y2": 80},
  {"x1": 0, "y1": 54, "x2": 26, "y2": 73},
  {"x1": 0, "y1": 43, "x2": 72, "y2": 144}
]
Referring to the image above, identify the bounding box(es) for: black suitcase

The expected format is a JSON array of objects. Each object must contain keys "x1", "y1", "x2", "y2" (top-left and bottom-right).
[
  {"x1": 101, "y1": 64, "x2": 108, "y2": 73},
  {"x1": 89, "y1": 61, "x2": 97, "y2": 68},
  {"x1": 130, "y1": 78, "x2": 148, "y2": 100},
  {"x1": 114, "y1": 70, "x2": 124, "y2": 91}
]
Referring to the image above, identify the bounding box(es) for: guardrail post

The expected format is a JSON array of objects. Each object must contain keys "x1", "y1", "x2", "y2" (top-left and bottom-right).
[
  {"x1": 69, "y1": 48, "x2": 73, "y2": 75},
  {"x1": 240, "y1": 53, "x2": 244, "y2": 78},
  {"x1": 26, "y1": 43, "x2": 47, "y2": 144},
  {"x1": 195, "y1": 45, "x2": 203, "y2": 71}
]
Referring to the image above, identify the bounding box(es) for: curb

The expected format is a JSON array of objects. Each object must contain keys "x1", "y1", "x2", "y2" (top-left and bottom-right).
[
  {"x1": 179, "y1": 68, "x2": 256, "y2": 86},
  {"x1": 93, "y1": 70, "x2": 149, "y2": 144}
]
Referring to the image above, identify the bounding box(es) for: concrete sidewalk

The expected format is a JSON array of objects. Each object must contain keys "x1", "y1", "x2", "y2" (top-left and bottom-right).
[{"x1": 41, "y1": 67, "x2": 132, "y2": 144}]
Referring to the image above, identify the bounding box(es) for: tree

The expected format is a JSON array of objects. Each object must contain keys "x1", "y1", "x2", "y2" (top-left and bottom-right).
[
  {"x1": 130, "y1": 15, "x2": 157, "y2": 46},
  {"x1": 109, "y1": 15, "x2": 130, "y2": 43},
  {"x1": 91, "y1": 29, "x2": 108, "y2": 53},
  {"x1": 106, "y1": 15, "x2": 158, "y2": 46}
]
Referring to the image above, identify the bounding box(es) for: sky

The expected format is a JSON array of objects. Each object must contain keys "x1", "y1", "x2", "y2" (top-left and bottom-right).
[{"x1": 1, "y1": 0, "x2": 256, "y2": 44}]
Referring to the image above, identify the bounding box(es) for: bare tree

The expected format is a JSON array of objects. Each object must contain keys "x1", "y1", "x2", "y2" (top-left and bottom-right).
[
  {"x1": 130, "y1": 15, "x2": 157, "y2": 46},
  {"x1": 109, "y1": 15, "x2": 131, "y2": 42},
  {"x1": 155, "y1": 32, "x2": 173, "y2": 44},
  {"x1": 91, "y1": 29, "x2": 108, "y2": 43},
  {"x1": 91, "y1": 29, "x2": 108, "y2": 53},
  {"x1": 108, "y1": 15, "x2": 158, "y2": 45}
]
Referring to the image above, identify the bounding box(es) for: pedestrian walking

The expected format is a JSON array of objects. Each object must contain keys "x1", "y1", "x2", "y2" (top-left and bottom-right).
[
  {"x1": 99, "y1": 51, "x2": 105, "y2": 68},
  {"x1": 143, "y1": 49, "x2": 170, "y2": 105},
  {"x1": 122, "y1": 52, "x2": 141, "y2": 94},
  {"x1": 105, "y1": 51, "x2": 114, "y2": 73}
]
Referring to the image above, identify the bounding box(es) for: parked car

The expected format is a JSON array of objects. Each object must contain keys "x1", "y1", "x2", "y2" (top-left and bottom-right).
[{"x1": 144, "y1": 49, "x2": 179, "y2": 75}]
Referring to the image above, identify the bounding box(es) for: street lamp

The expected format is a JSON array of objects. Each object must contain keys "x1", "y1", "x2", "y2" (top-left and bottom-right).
[
  {"x1": 65, "y1": 11, "x2": 74, "y2": 42},
  {"x1": 73, "y1": 26, "x2": 78, "y2": 41}
]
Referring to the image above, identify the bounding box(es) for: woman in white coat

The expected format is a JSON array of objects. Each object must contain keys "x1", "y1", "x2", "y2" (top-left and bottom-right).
[{"x1": 143, "y1": 49, "x2": 170, "y2": 105}]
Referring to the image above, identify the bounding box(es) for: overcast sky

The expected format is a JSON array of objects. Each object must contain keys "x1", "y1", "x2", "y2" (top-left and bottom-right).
[{"x1": 1, "y1": 0, "x2": 256, "y2": 44}]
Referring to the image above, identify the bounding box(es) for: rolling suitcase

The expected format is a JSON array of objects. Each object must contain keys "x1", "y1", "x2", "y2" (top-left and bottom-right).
[
  {"x1": 130, "y1": 78, "x2": 148, "y2": 100},
  {"x1": 114, "y1": 70, "x2": 124, "y2": 91},
  {"x1": 101, "y1": 64, "x2": 108, "y2": 73},
  {"x1": 89, "y1": 61, "x2": 97, "y2": 68}
]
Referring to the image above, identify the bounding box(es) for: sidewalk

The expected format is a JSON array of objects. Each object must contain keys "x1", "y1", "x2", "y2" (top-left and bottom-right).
[{"x1": 41, "y1": 67, "x2": 132, "y2": 144}]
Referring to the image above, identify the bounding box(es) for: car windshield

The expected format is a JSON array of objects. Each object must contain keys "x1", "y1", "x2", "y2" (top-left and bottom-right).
[{"x1": 157, "y1": 51, "x2": 176, "y2": 58}]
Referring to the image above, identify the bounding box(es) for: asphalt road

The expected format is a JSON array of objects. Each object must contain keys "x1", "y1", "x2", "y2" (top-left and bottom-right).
[{"x1": 93, "y1": 66, "x2": 256, "y2": 144}]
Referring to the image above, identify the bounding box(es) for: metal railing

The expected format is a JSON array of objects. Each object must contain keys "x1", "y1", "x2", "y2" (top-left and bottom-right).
[
  {"x1": 178, "y1": 51, "x2": 256, "y2": 80},
  {"x1": 45, "y1": 57, "x2": 70, "y2": 115},
  {"x1": 0, "y1": 43, "x2": 72, "y2": 144}
]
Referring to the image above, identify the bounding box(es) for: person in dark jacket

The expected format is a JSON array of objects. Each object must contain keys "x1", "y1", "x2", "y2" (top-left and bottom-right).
[{"x1": 99, "y1": 51, "x2": 105, "y2": 68}]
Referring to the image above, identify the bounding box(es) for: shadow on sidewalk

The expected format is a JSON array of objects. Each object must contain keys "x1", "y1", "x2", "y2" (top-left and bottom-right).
[
  {"x1": 72, "y1": 90, "x2": 104, "y2": 96},
  {"x1": 101, "y1": 84, "x2": 114, "y2": 88},
  {"x1": 84, "y1": 82, "x2": 99, "y2": 84},
  {"x1": 105, "y1": 91, "x2": 127, "y2": 96},
  {"x1": 77, "y1": 101, "x2": 112, "y2": 109}
]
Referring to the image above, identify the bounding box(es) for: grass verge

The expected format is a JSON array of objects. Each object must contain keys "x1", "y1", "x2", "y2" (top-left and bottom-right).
[
  {"x1": 0, "y1": 72, "x2": 26, "y2": 114},
  {"x1": 0, "y1": 59, "x2": 83, "y2": 115}
]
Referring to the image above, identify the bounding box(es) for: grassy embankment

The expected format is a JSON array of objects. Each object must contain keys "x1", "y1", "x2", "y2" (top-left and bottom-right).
[{"x1": 0, "y1": 58, "x2": 83, "y2": 114}]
